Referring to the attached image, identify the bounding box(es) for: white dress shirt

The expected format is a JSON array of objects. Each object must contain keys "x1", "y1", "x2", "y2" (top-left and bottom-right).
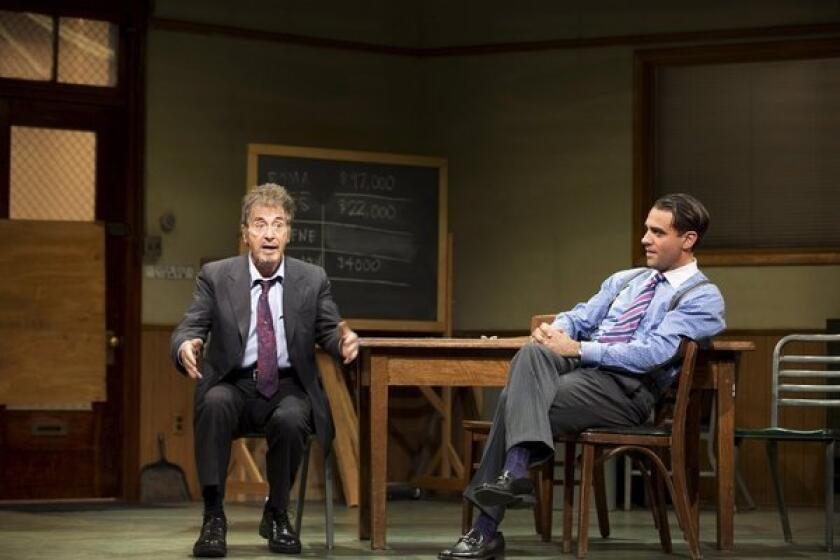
[{"x1": 240, "y1": 255, "x2": 291, "y2": 369}]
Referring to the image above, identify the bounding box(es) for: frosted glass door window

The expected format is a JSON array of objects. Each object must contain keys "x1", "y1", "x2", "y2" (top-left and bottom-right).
[
  {"x1": 10, "y1": 126, "x2": 96, "y2": 221},
  {"x1": 58, "y1": 17, "x2": 118, "y2": 86},
  {"x1": 0, "y1": 11, "x2": 53, "y2": 81},
  {"x1": 0, "y1": 11, "x2": 118, "y2": 86}
]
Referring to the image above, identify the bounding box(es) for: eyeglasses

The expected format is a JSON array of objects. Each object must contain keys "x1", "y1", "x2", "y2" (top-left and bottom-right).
[{"x1": 248, "y1": 220, "x2": 288, "y2": 235}]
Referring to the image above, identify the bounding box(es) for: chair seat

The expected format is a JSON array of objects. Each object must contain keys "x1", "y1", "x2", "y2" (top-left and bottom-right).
[
  {"x1": 735, "y1": 427, "x2": 840, "y2": 441},
  {"x1": 235, "y1": 431, "x2": 264, "y2": 439},
  {"x1": 463, "y1": 420, "x2": 491, "y2": 432},
  {"x1": 584, "y1": 424, "x2": 672, "y2": 437}
]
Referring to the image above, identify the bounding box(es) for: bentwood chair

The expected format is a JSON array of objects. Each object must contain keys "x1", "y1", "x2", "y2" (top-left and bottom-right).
[
  {"x1": 574, "y1": 339, "x2": 702, "y2": 559},
  {"x1": 623, "y1": 394, "x2": 756, "y2": 511},
  {"x1": 227, "y1": 433, "x2": 335, "y2": 549},
  {"x1": 735, "y1": 333, "x2": 840, "y2": 552}
]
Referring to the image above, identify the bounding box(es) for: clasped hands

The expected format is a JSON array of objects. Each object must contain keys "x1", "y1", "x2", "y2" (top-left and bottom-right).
[{"x1": 531, "y1": 322, "x2": 582, "y2": 358}]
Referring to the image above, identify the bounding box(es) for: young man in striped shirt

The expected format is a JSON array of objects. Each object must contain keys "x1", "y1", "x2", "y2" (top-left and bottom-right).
[{"x1": 440, "y1": 193, "x2": 725, "y2": 560}]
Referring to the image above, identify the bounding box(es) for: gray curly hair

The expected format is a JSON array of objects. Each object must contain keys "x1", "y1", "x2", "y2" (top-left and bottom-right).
[{"x1": 241, "y1": 183, "x2": 296, "y2": 225}]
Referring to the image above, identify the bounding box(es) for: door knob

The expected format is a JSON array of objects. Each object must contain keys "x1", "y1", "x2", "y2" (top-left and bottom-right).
[{"x1": 106, "y1": 330, "x2": 121, "y2": 348}]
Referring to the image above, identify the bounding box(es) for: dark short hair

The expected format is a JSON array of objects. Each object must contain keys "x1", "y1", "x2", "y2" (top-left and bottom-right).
[
  {"x1": 241, "y1": 183, "x2": 295, "y2": 226},
  {"x1": 653, "y1": 193, "x2": 710, "y2": 246}
]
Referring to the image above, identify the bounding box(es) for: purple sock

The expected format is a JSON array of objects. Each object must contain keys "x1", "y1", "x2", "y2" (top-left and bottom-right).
[
  {"x1": 503, "y1": 445, "x2": 530, "y2": 479},
  {"x1": 472, "y1": 512, "x2": 497, "y2": 541}
]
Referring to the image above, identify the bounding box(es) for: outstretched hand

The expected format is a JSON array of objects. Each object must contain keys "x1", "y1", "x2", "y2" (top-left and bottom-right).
[
  {"x1": 179, "y1": 338, "x2": 204, "y2": 379},
  {"x1": 338, "y1": 321, "x2": 359, "y2": 364}
]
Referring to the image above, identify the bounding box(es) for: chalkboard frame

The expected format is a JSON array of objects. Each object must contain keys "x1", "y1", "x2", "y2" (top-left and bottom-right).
[{"x1": 246, "y1": 143, "x2": 448, "y2": 332}]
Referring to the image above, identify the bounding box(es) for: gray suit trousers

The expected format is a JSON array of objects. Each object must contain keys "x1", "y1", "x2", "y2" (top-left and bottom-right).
[{"x1": 463, "y1": 342, "x2": 657, "y2": 523}]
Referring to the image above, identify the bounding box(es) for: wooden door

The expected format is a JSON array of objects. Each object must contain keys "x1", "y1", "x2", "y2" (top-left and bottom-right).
[{"x1": 0, "y1": 98, "x2": 136, "y2": 499}]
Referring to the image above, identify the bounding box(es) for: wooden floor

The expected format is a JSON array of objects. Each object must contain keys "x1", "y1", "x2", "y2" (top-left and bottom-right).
[{"x1": 0, "y1": 498, "x2": 837, "y2": 559}]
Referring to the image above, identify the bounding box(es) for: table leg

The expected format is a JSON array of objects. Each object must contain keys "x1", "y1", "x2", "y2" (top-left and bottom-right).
[
  {"x1": 713, "y1": 360, "x2": 736, "y2": 551},
  {"x1": 370, "y1": 356, "x2": 389, "y2": 549},
  {"x1": 358, "y1": 359, "x2": 371, "y2": 541}
]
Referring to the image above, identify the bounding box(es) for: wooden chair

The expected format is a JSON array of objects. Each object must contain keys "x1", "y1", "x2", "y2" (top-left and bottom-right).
[
  {"x1": 460, "y1": 314, "x2": 610, "y2": 553},
  {"x1": 735, "y1": 333, "x2": 840, "y2": 552},
  {"x1": 574, "y1": 339, "x2": 702, "y2": 559},
  {"x1": 623, "y1": 395, "x2": 756, "y2": 511},
  {"x1": 226, "y1": 433, "x2": 335, "y2": 549}
]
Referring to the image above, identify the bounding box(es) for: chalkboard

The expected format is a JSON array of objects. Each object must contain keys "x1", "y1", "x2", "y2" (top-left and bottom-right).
[{"x1": 247, "y1": 144, "x2": 447, "y2": 332}]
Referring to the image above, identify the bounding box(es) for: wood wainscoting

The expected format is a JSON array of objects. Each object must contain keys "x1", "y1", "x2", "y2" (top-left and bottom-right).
[{"x1": 140, "y1": 326, "x2": 201, "y2": 500}]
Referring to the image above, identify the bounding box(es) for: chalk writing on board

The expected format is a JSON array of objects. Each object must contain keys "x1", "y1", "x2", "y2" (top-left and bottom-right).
[{"x1": 254, "y1": 150, "x2": 443, "y2": 324}]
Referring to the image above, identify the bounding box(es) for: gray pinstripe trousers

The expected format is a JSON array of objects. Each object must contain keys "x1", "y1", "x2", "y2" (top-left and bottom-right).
[{"x1": 463, "y1": 342, "x2": 657, "y2": 523}]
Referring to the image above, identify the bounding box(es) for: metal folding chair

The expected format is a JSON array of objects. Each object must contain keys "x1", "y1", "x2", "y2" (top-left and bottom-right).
[{"x1": 735, "y1": 333, "x2": 840, "y2": 552}]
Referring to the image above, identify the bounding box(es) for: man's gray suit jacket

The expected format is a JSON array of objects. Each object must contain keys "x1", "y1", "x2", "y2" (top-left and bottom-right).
[{"x1": 170, "y1": 254, "x2": 343, "y2": 454}]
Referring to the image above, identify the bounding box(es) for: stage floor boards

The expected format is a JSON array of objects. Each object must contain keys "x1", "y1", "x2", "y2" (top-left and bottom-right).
[{"x1": 0, "y1": 498, "x2": 836, "y2": 559}]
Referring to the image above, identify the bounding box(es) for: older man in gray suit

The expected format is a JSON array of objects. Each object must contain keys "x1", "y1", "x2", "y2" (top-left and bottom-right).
[{"x1": 171, "y1": 184, "x2": 358, "y2": 557}]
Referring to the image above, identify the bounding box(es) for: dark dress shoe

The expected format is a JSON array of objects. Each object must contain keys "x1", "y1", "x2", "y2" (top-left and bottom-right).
[
  {"x1": 193, "y1": 514, "x2": 227, "y2": 558},
  {"x1": 263, "y1": 509, "x2": 301, "y2": 554},
  {"x1": 258, "y1": 505, "x2": 272, "y2": 539},
  {"x1": 438, "y1": 529, "x2": 505, "y2": 559},
  {"x1": 474, "y1": 470, "x2": 534, "y2": 508}
]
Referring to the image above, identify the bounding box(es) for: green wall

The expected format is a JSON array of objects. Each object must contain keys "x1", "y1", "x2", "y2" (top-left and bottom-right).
[
  {"x1": 423, "y1": 48, "x2": 840, "y2": 331},
  {"x1": 144, "y1": 1, "x2": 840, "y2": 330},
  {"x1": 144, "y1": 2, "x2": 427, "y2": 324}
]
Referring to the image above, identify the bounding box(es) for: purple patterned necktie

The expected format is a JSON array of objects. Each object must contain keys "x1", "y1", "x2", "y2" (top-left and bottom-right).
[
  {"x1": 256, "y1": 278, "x2": 279, "y2": 399},
  {"x1": 597, "y1": 272, "x2": 665, "y2": 344}
]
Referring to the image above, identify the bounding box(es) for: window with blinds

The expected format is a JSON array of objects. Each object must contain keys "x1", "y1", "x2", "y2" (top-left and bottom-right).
[{"x1": 635, "y1": 40, "x2": 840, "y2": 265}]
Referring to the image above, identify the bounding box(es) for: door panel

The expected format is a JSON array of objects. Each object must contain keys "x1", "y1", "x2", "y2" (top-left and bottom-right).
[
  {"x1": 1, "y1": 410, "x2": 102, "y2": 499},
  {"x1": 0, "y1": 220, "x2": 106, "y2": 406}
]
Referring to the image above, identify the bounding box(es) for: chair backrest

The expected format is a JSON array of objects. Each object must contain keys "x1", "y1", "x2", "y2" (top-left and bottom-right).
[
  {"x1": 637, "y1": 338, "x2": 701, "y2": 434},
  {"x1": 770, "y1": 333, "x2": 840, "y2": 428},
  {"x1": 669, "y1": 339, "x2": 699, "y2": 441}
]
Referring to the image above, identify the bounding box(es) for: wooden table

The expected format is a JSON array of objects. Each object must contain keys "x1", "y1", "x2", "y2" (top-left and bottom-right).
[{"x1": 356, "y1": 337, "x2": 754, "y2": 551}]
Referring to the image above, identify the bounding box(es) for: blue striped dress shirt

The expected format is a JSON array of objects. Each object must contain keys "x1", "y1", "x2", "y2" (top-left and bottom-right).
[{"x1": 551, "y1": 261, "x2": 725, "y2": 389}]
